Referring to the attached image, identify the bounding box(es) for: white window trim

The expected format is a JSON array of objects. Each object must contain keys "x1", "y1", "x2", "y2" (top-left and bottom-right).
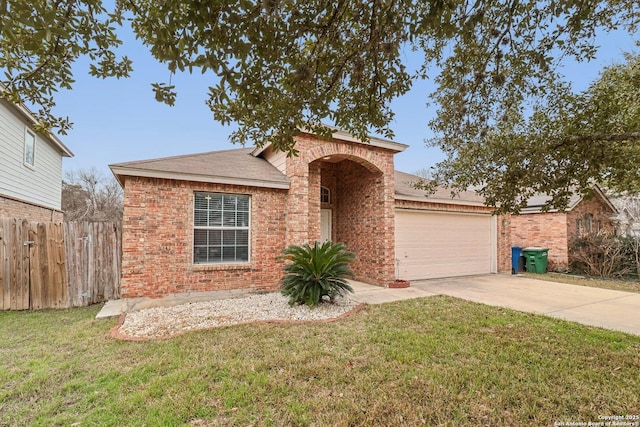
[
  {"x1": 584, "y1": 213, "x2": 593, "y2": 234},
  {"x1": 193, "y1": 192, "x2": 251, "y2": 265},
  {"x1": 320, "y1": 186, "x2": 330, "y2": 204},
  {"x1": 24, "y1": 128, "x2": 36, "y2": 169}
]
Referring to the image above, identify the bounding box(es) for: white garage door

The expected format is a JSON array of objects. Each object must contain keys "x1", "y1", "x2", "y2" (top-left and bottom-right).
[{"x1": 395, "y1": 210, "x2": 495, "y2": 280}]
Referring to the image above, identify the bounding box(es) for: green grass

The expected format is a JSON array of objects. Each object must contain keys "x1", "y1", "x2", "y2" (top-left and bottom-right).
[
  {"x1": 522, "y1": 271, "x2": 640, "y2": 293},
  {"x1": 1, "y1": 297, "x2": 639, "y2": 426}
]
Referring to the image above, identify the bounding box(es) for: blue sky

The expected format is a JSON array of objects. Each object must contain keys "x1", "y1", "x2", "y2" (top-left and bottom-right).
[{"x1": 53, "y1": 26, "x2": 637, "y2": 177}]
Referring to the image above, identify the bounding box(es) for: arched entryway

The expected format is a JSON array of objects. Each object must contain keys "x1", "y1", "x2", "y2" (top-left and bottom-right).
[
  {"x1": 307, "y1": 155, "x2": 391, "y2": 286},
  {"x1": 280, "y1": 132, "x2": 403, "y2": 287}
]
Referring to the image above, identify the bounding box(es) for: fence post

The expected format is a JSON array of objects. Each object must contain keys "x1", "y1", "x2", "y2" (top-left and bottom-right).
[{"x1": 0, "y1": 219, "x2": 7, "y2": 310}]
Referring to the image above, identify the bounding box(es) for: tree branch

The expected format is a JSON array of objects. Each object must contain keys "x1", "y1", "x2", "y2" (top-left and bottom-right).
[{"x1": 553, "y1": 132, "x2": 640, "y2": 149}]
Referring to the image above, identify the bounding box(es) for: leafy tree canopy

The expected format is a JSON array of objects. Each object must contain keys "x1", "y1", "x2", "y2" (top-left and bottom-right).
[
  {"x1": 1, "y1": 0, "x2": 639, "y2": 211},
  {"x1": 428, "y1": 51, "x2": 640, "y2": 213}
]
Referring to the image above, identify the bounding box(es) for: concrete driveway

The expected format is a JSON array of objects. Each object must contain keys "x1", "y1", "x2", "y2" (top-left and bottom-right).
[{"x1": 349, "y1": 274, "x2": 640, "y2": 336}]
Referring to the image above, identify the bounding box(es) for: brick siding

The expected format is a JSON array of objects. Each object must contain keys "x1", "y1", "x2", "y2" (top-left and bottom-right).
[
  {"x1": 120, "y1": 177, "x2": 288, "y2": 298},
  {"x1": 566, "y1": 196, "x2": 616, "y2": 266},
  {"x1": 0, "y1": 194, "x2": 63, "y2": 222},
  {"x1": 394, "y1": 199, "x2": 491, "y2": 214},
  {"x1": 497, "y1": 214, "x2": 512, "y2": 273},
  {"x1": 510, "y1": 193, "x2": 616, "y2": 271},
  {"x1": 566, "y1": 197, "x2": 615, "y2": 242},
  {"x1": 510, "y1": 212, "x2": 569, "y2": 270},
  {"x1": 335, "y1": 161, "x2": 390, "y2": 285},
  {"x1": 285, "y1": 134, "x2": 396, "y2": 287}
]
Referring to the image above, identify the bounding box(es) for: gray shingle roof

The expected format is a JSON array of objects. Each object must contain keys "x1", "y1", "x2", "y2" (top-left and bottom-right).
[
  {"x1": 519, "y1": 185, "x2": 616, "y2": 213},
  {"x1": 394, "y1": 171, "x2": 485, "y2": 205},
  {"x1": 519, "y1": 193, "x2": 582, "y2": 212},
  {"x1": 110, "y1": 148, "x2": 290, "y2": 189},
  {"x1": 111, "y1": 149, "x2": 486, "y2": 207}
]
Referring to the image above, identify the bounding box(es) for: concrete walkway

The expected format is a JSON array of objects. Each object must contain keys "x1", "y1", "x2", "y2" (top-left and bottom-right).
[{"x1": 350, "y1": 274, "x2": 640, "y2": 336}]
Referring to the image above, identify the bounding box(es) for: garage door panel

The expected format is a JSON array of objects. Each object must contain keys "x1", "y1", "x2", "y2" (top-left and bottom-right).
[{"x1": 395, "y1": 210, "x2": 494, "y2": 280}]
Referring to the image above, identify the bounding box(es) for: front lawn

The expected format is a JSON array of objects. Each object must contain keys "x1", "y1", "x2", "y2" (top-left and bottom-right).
[
  {"x1": 1, "y1": 297, "x2": 639, "y2": 426},
  {"x1": 522, "y1": 271, "x2": 640, "y2": 293}
]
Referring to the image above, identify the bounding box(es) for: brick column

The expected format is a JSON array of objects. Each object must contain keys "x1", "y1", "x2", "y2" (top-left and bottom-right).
[
  {"x1": 497, "y1": 214, "x2": 512, "y2": 272},
  {"x1": 380, "y1": 158, "x2": 397, "y2": 286},
  {"x1": 285, "y1": 157, "x2": 310, "y2": 245},
  {"x1": 308, "y1": 163, "x2": 322, "y2": 242}
]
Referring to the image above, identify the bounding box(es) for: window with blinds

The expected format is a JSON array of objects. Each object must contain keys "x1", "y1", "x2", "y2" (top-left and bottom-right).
[{"x1": 193, "y1": 192, "x2": 250, "y2": 264}]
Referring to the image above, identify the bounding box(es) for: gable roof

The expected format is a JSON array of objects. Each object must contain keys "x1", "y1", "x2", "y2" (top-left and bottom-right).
[
  {"x1": 520, "y1": 184, "x2": 618, "y2": 214},
  {"x1": 110, "y1": 148, "x2": 290, "y2": 189},
  {"x1": 251, "y1": 125, "x2": 408, "y2": 157},
  {"x1": 0, "y1": 90, "x2": 73, "y2": 157},
  {"x1": 110, "y1": 148, "x2": 489, "y2": 207},
  {"x1": 394, "y1": 171, "x2": 486, "y2": 206}
]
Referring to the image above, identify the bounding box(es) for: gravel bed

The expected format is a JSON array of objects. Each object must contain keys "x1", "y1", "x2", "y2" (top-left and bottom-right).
[{"x1": 117, "y1": 292, "x2": 359, "y2": 339}]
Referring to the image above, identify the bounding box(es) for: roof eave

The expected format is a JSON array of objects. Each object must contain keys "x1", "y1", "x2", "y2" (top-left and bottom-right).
[
  {"x1": 522, "y1": 184, "x2": 618, "y2": 214},
  {"x1": 251, "y1": 126, "x2": 408, "y2": 157},
  {"x1": 325, "y1": 127, "x2": 409, "y2": 152},
  {"x1": 552, "y1": 185, "x2": 618, "y2": 214},
  {"x1": 109, "y1": 166, "x2": 290, "y2": 190},
  {"x1": 591, "y1": 184, "x2": 619, "y2": 214},
  {"x1": 519, "y1": 206, "x2": 562, "y2": 214}
]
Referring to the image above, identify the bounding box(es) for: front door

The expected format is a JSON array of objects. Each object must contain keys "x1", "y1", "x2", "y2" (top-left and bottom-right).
[{"x1": 320, "y1": 209, "x2": 332, "y2": 242}]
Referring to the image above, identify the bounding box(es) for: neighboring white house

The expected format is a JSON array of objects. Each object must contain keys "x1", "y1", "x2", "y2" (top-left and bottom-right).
[
  {"x1": 610, "y1": 196, "x2": 640, "y2": 236},
  {"x1": 0, "y1": 96, "x2": 73, "y2": 221}
]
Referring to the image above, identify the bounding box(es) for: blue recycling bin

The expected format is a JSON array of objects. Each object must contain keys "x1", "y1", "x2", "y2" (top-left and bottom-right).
[{"x1": 511, "y1": 246, "x2": 524, "y2": 274}]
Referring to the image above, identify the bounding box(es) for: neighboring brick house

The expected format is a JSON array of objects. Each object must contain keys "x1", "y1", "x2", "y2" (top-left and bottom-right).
[
  {"x1": 111, "y1": 128, "x2": 510, "y2": 299},
  {"x1": 509, "y1": 186, "x2": 617, "y2": 271},
  {"x1": 0, "y1": 96, "x2": 73, "y2": 221}
]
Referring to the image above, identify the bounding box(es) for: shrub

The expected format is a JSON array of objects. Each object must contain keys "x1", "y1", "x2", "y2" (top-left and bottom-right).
[
  {"x1": 279, "y1": 241, "x2": 355, "y2": 307},
  {"x1": 621, "y1": 235, "x2": 640, "y2": 277},
  {"x1": 570, "y1": 234, "x2": 634, "y2": 278}
]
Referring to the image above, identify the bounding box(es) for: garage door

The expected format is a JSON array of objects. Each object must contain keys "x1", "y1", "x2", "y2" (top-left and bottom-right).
[{"x1": 395, "y1": 210, "x2": 495, "y2": 280}]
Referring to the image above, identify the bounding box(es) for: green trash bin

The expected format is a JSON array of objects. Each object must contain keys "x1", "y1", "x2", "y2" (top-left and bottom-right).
[{"x1": 522, "y1": 247, "x2": 549, "y2": 274}]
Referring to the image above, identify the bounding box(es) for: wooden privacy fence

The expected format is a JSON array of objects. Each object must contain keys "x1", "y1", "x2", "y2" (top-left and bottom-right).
[{"x1": 0, "y1": 219, "x2": 121, "y2": 310}]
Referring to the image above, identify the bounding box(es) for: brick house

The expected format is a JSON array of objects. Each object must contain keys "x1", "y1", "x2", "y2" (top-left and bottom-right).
[
  {"x1": 508, "y1": 186, "x2": 617, "y2": 271},
  {"x1": 111, "y1": 129, "x2": 511, "y2": 298},
  {"x1": 0, "y1": 96, "x2": 74, "y2": 221}
]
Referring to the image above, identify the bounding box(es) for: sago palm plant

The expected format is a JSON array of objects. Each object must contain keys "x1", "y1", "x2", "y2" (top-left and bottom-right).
[{"x1": 279, "y1": 241, "x2": 355, "y2": 307}]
